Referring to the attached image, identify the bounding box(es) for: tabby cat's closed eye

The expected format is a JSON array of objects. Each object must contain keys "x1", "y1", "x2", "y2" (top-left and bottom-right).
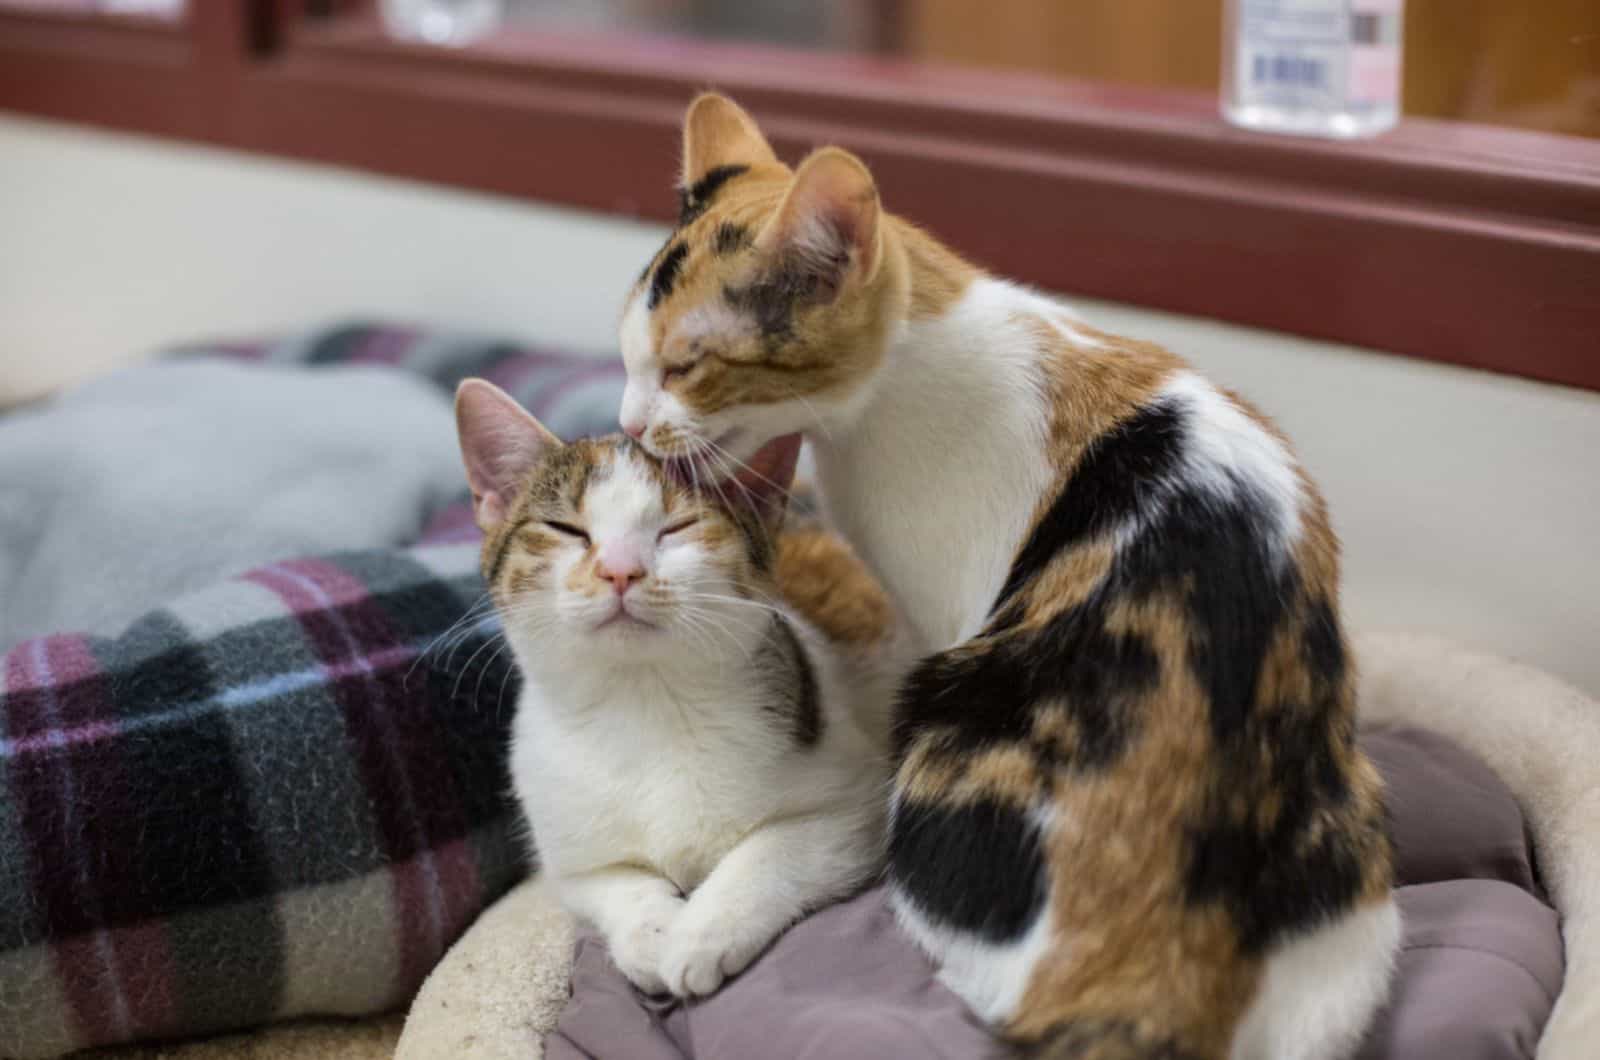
[
  {"x1": 544, "y1": 520, "x2": 590, "y2": 543},
  {"x1": 659, "y1": 518, "x2": 698, "y2": 540}
]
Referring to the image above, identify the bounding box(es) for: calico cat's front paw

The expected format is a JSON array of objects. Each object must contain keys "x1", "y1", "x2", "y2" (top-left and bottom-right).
[
  {"x1": 660, "y1": 908, "x2": 773, "y2": 997},
  {"x1": 606, "y1": 896, "x2": 685, "y2": 995}
]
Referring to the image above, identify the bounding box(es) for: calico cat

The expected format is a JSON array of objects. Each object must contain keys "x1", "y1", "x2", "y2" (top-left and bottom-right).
[
  {"x1": 453, "y1": 378, "x2": 900, "y2": 998},
  {"x1": 613, "y1": 94, "x2": 1400, "y2": 1058}
]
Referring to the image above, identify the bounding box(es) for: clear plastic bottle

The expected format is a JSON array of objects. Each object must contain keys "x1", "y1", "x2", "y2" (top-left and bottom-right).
[
  {"x1": 1222, "y1": 0, "x2": 1404, "y2": 139},
  {"x1": 380, "y1": 0, "x2": 505, "y2": 46}
]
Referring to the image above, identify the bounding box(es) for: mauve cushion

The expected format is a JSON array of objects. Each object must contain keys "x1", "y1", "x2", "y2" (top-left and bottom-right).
[
  {"x1": 1357, "y1": 880, "x2": 1563, "y2": 1060},
  {"x1": 546, "y1": 888, "x2": 996, "y2": 1060},
  {"x1": 1362, "y1": 725, "x2": 1541, "y2": 893},
  {"x1": 547, "y1": 728, "x2": 1563, "y2": 1059}
]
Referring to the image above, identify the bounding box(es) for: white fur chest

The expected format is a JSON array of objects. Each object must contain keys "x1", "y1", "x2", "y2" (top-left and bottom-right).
[
  {"x1": 509, "y1": 676, "x2": 789, "y2": 893},
  {"x1": 813, "y1": 280, "x2": 1058, "y2": 652}
]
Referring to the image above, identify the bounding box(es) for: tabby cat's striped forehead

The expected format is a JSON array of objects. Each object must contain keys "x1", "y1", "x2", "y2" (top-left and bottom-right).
[{"x1": 504, "y1": 434, "x2": 778, "y2": 574}]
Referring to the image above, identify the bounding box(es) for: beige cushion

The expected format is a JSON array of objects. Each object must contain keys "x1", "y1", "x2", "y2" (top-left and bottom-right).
[{"x1": 396, "y1": 877, "x2": 576, "y2": 1060}]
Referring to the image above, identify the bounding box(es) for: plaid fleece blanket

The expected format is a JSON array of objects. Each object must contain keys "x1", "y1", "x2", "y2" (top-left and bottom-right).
[{"x1": 0, "y1": 325, "x2": 625, "y2": 1059}]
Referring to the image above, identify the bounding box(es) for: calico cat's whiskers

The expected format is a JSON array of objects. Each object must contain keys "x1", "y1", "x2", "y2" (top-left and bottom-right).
[
  {"x1": 780, "y1": 383, "x2": 832, "y2": 442},
  {"x1": 703, "y1": 435, "x2": 787, "y2": 494},
  {"x1": 690, "y1": 436, "x2": 780, "y2": 544}
]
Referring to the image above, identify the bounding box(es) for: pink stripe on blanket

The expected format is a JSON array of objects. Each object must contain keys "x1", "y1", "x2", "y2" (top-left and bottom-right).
[
  {"x1": 2, "y1": 637, "x2": 180, "y2": 1045},
  {"x1": 246, "y1": 560, "x2": 481, "y2": 996},
  {"x1": 530, "y1": 361, "x2": 624, "y2": 423},
  {"x1": 419, "y1": 503, "x2": 481, "y2": 546},
  {"x1": 348, "y1": 326, "x2": 420, "y2": 365},
  {"x1": 482, "y1": 345, "x2": 570, "y2": 395},
  {"x1": 3, "y1": 642, "x2": 423, "y2": 756},
  {"x1": 199, "y1": 339, "x2": 270, "y2": 361}
]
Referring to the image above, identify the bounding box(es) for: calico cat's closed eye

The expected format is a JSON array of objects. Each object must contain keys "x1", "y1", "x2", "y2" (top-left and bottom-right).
[
  {"x1": 658, "y1": 518, "x2": 698, "y2": 541},
  {"x1": 662, "y1": 358, "x2": 700, "y2": 384},
  {"x1": 544, "y1": 520, "x2": 590, "y2": 544}
]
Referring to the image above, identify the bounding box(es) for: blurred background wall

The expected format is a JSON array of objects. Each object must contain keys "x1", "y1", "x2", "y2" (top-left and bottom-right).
[
  {"x1": 3, "y1": 109, "x2": 1594, "y2": 698},
  {"x1": 0, "y1": 113, "x2": 658, "y2": 403}
]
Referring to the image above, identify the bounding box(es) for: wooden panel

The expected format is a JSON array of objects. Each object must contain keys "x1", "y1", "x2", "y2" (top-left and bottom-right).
[
  {"x1": 899, "y1": 0, "x2": 1600, "y2": 139},
  {"x1": 903, "y1": 0, "x2": 1221, "y2": 91}
]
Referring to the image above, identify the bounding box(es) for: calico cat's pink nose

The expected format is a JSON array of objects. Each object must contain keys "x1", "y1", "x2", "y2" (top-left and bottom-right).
[{"x1": 621, "y1": 419, "x2": 645, "y2": 440}]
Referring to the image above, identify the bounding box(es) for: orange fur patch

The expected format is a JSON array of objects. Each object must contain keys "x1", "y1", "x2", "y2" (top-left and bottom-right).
[{"x1": 774, "y1": 526, "x2": 893, "y2": 650}]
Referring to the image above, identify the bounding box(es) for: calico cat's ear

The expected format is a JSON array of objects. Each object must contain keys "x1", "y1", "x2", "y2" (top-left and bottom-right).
[
  {"x1": 763, "y1": 146, "x2": 882, "y2": 302},
  {"x1": 453, "y1": 378, "x2": 559, "y2": 531},
  {"x1": 681, "y1": 92, "x2": 778, "y2": 188}
]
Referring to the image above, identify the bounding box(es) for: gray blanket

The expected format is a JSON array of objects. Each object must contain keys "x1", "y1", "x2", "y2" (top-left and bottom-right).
[{"x1": 0, "y1": 359, "x2": 463, "y2": 649}]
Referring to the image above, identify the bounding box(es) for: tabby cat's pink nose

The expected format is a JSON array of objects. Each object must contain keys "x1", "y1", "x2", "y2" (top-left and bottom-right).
[
  {"x1": 622, "y1": 419, "x2": 645, "y2": 440},
  {"x1": 594, "y1": 554, "x2": 646, "y2": 595}
]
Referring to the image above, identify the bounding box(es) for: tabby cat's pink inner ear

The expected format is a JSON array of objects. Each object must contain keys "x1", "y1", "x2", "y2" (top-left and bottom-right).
[
  {"x1": 453, "y1": 378, "x2": 558, "y2": 531},
  {"x1": 766, "y1": 147, "x2": 882, "y2": 298},
  {"x1": 681, "y1": 92, "x2": 779, "y2": 188}
]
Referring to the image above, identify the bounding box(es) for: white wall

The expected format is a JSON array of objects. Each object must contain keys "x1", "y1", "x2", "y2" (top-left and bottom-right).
[
  {"x1": 0, "y1": 114, "x2": 659, "y2": 402},
  {"x1": 3, "y1": 114, "x2": 1597, "y2": 695}
]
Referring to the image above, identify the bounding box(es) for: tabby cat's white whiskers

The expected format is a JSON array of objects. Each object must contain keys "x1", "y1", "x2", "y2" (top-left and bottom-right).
[{"x1": 405, "y1": 593, "x2": 497, "y2": 688}]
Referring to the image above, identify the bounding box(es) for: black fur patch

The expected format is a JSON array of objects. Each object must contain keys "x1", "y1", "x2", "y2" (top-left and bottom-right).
[
  {"x1": 1184, "y1": 798, "x2": 1365, "y2": 953},
  {"x1": 1117, "y1": 478, "x2": 1292, "y2": 743},
  {"x1": 647, "y1": 241, "x2": 689, "y2": 310},
  {"x1": 721, "y1": 244, "x2": 846, "y2": 343},
  {"x1": 712, "y1": 220, "x2": 753, "y2": 256},
  {"x1": 759, "y1": 617, "x2": 822, "y2": 747},
  {"x1": 990, "y1": 400, "x2": 1186, "y2": 619},
  {"x1": 1184, "y1": 681, "x2": 1365, "y2": 953},
  {"x1": 1303, "y1": 597, "x2": 1346, "y2": 691},
  {"x1": 889, "y1": 797, "x2": 1047, "y2": 942},
  {"x1": 989, "y1": 395, "x2": 1294, "y2": 746},
  {"x1": 679, "y1": 164, "x2": 748, "y2": 226},
  {"x1": 895, "y1": 599, "x2": 1156, "y2": 772}
]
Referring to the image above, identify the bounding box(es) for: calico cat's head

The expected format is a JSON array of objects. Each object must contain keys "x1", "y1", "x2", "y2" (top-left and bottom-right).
[
  {"x1": 454, "y1": 378, "x2": 783, "y2": 666},
  {"x1": 618, "y1": 92, "x2": 907, "y2": 491}
]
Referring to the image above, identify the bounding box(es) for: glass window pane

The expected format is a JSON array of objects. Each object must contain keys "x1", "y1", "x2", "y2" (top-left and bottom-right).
[
  {"x1": 0, "y1": 0, "x2": 185, "y2": 17},
  {"x1": 375, "y1": 0, "x2": 1600, "y2": 140}
]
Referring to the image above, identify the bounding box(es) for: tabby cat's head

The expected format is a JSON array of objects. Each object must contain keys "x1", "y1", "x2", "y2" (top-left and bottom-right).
[
  {"x1": 618, "y1": 93, "x2": 905, "y2": 492},
  {"x1": 454, "y1": 378, "x2": 783, "y2": 665}
]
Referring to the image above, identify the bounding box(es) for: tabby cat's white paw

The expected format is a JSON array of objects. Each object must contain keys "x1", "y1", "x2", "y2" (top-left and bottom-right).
[
  {"x1": 660, "y1": 911, "x2": 773, "y2": 997},
  {"x1": 605, "y1": 896, "x2": 684, "y2": 996}
]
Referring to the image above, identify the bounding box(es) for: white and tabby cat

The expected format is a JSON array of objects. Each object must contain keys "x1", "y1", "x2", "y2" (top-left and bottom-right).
[{"x1": 453, "y1": 378, "x2": 900, "y2": 998}]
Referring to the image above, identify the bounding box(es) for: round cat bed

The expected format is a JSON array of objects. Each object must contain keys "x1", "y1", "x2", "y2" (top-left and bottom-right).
[{"x1": 397, "y1": 631, "x2": 1600, "y2": 1060}]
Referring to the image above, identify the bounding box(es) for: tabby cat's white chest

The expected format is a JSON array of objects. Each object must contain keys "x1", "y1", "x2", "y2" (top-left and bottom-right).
[{"x1": 510, "y1": 680, "x2": 783, "y2": 892}]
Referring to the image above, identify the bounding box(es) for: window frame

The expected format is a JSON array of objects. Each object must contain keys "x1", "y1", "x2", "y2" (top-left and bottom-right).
[{"x1": 2, "y1": 1, "x2": 1596, "y2": 390}]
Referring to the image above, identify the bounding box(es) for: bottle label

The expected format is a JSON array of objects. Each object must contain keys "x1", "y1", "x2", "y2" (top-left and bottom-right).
[
  {"x1": 1235, "y1": 0, "x2": 1400, "y2": 110},
  {"x1": 1350, "y1": 0, "x2": 1402, "y2": 105}
]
